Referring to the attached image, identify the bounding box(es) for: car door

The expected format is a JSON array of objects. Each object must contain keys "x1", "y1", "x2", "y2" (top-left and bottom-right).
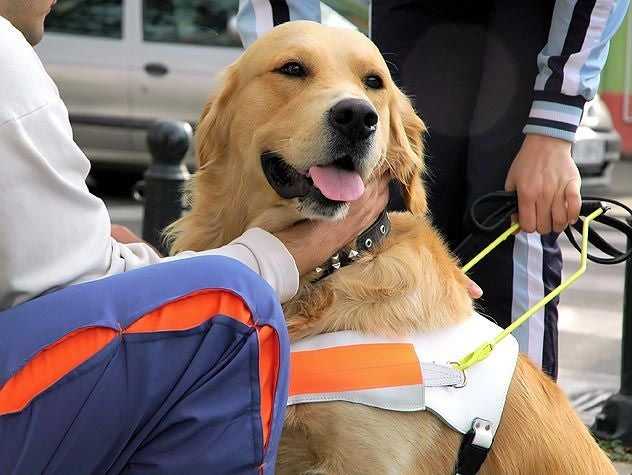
[
  {"x1": 129, "y1": 0, "x2": 243, "y2": 166},
  {"x1": 36, "y1": 0, "x2": 133, "y2": 166}
]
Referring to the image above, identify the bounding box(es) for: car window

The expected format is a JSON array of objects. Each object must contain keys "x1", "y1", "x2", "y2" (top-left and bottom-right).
[
  {"x1": 45, "y1": 0, "x2": 123, "y2": 39},
  {"x1": 143, "y1": 0, "x2": 240, "y2": 47}
]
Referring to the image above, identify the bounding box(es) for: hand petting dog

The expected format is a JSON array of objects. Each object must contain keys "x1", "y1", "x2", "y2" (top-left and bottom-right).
[
  {"x1": 112, "y1": 177, "x2": 483, "y2": 298},
  {"x1": 273, "y1": 176, "x2": 390, "y2": 277},
  {"x1": 275, "y1": 176, "x2": 483, "y2": 298}
]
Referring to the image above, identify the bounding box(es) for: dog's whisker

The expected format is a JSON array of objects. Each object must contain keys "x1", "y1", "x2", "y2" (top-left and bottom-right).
[
  {"x1": 267, "y1": 146, "x2": 290, "y2": 156},
  {"x1": 266, "y1": 139, "x2": 293, "y2": 156}
]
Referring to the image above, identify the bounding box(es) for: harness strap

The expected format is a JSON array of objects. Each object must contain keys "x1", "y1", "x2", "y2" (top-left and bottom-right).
[
  {"x1": 422, "y1": 362, "x2": 466, "y2": 387},
  {"x1": 287, "y1": 341, "x2": 465, "y2": 411},
  {"x1": 288, "y1": 320, "x2": 518, "y2": 473},
  {"x1": 454, "y1": 418, "x2": 494, "y2": 475}
]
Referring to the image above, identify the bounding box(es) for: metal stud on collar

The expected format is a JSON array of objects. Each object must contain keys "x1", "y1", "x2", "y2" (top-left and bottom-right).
[{"x1": 311, "y1": 210, "x2": 390, "y2": 283}]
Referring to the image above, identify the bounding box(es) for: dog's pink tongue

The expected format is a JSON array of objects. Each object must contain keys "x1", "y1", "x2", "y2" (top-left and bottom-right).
[{"x1": 308, "y1": 165, "x2": 365, "y2": 201}]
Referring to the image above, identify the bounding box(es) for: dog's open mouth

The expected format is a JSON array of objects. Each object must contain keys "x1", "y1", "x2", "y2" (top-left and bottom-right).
[{"x1": 261, "y1": 152, "x2": 365, "y2": 203}]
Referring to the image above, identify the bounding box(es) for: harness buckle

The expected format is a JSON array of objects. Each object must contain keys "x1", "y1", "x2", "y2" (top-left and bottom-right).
[
  {"x1": 454, "y1": 370, "x2": 467, "y2": 388},
  {"x1": 454, "y1": 418, "x2": 494, "y2": 475},
  {"x1": 446, "y1": 362, "x2": 467, "y2": 388},
  {"x1": 470, "y1": 418, "x2": 494, "y2": 450}
]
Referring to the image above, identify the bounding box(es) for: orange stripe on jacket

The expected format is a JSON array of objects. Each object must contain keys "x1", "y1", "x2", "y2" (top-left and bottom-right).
[
  {"x1": 0, "y1": 291, "x2": 270, "y2": 430},
  {"x1": 289, "y1": 343, "x2": 422, "y2": 397},
  {"x1": 0, "y1": 327, "x2": 117, "y2": 415},
  {"x1": 257, "y1": 326, "x2": 279, "y2": 448},
  {"x1": 126, "y1": 290, "x2": 252, "y2": 333},
  {"x1": 0, "y1": 290, "x2": 280, "y2": 448}
]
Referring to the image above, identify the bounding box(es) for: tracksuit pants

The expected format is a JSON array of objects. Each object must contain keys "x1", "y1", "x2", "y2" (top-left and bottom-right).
[
  {"x1": 374, "y1": 0, "x2": 563, "y2": 378},
  {"x1": 0, "y1": 256, "x2": 289, "y2": 474}
]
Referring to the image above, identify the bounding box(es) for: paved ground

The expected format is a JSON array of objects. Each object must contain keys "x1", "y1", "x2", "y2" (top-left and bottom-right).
[
  {"x1": 557, "y1": 162, "x2": 631, "y2": 422},
  {"x1": 562, "y1": 161, "x2": 632, "y2": 473},
  {"x1": 101, "y1": 160, "x2": 632, "y2": 470},
  {"x1": 616, "y1": 462, "x2": 632, "y2": 475}
]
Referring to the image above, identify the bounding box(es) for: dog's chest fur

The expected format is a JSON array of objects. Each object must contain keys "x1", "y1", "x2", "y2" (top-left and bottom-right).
[
  {"x1": 282, "y1": 212, "x2": 473, "y2": 342},
  {"x1": 277, "y1": 213, "x2": 473, "y2": 474}
]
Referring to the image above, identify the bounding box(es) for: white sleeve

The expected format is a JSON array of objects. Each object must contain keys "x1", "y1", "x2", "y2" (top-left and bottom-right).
[
  {"x1": 113, "y1": 227, "x2": 299, "y2": 303},
  {"x1": 165, "y1": 228, "x2": 299, "y2": 303},
  {"x1": 0, "y1": 17, "x2": 298, "y2": 309}
]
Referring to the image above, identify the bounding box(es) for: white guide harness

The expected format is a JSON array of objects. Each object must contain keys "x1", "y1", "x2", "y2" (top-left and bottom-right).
[{"x1": 287, "y1": 312, "x2": 519, "y2": 474}]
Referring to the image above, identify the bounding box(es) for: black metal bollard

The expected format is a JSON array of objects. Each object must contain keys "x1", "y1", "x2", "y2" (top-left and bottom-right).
[
  {"x1": 623, "y1": 219, "x2": 632, "y2": 398},
  {"x1": 141, "y1": 120, "x2": 192, "y2": 256},
  {"x1": 592, "y1": 217, "x2": 632, "y2": 445}
]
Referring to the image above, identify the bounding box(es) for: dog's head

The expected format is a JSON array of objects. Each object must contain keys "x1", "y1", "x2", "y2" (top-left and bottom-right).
[{"x1": 173, "y1": 21, "x2": 426, "y2": 250}]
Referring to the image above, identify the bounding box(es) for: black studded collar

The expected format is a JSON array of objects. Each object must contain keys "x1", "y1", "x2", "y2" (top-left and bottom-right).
[{"x1": 312, "y1": 209, "x2": 391, "y2": 282}]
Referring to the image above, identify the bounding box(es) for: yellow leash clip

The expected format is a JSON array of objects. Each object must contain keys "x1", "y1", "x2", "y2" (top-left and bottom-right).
[{"x1": 454, "y1": 207, "x2": 605, "y2": 372}]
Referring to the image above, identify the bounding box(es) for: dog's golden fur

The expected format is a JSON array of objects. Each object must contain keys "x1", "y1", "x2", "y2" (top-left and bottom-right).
[{"x1": 168, "y1": 21, "x2": 615, "y2": 474}]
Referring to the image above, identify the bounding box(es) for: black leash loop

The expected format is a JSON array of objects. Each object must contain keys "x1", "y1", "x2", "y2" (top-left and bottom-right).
[
  {"x1": 460, "y1": 191, "x2": 632, "y2": 266},
  {"x1": 469, "y1": 191, "x2": 519, "y2": 233},
  {"x1": 565, "y1": 196, "x2": 632, "y2": 264}
]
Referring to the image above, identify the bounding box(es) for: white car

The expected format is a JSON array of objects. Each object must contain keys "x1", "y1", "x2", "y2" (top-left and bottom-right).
[
  {"x1": 37, "y1": 0, "x2": 620, "y2": 184},
  {"x1": 573, "y1": 96, "x2": 621, "y2": 185},
  {"x1": 36, "y1": 0, "x2": 359, "y2": 168}
]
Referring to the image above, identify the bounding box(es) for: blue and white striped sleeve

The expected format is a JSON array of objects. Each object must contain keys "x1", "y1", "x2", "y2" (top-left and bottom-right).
[
  {"x1": 237, "y1": 0, "x2": 321, "y2": 48},
  {"x1": 525, "y1": 0, "x2": 629, "y2": 142}
]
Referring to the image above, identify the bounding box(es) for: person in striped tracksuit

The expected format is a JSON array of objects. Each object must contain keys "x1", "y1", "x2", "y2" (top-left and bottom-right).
[{"x1": 237, "y1": 0, "x2": 629, "y2": 379}]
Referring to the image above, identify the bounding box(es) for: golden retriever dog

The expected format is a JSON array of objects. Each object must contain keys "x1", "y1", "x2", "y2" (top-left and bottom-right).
[{"x1": 168, "y1": 21, "x2": 615, "y2": 474}]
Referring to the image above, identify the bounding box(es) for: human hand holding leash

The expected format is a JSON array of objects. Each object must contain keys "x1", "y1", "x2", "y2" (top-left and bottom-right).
[{"x1": 505, "y1": 134, "x2": 582, "y2": 234}]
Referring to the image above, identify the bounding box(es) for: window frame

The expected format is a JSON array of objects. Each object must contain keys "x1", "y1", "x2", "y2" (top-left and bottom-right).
[
  {"x1": 141, "y1": 0, "x2": 241, "y2": 48},
  {"x1": 44, "y1": 0, "x2": 125, "y2": 40}
]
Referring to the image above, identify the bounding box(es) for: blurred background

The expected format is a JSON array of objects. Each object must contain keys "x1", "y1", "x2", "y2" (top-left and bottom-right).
[
  {"x1": 36, "y1": 0, "x2": 631, "y2": 193},
  {"x1": 36, "y1": 1, "x2": 632, "y2": 466},
  {"x1": 37, "y1": 0, "x2": 370, "y2": 192}
]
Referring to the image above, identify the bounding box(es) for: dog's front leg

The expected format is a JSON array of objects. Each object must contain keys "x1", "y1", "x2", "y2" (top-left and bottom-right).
[{"x1": 283, "y1": 281, "x2": 337, "y2": 340}]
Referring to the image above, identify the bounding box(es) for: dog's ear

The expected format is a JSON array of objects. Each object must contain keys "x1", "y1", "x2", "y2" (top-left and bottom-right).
[
  {"x1": 195, "y1": 65, "x2": 239, "y2": 169},
  {"x1": 387, "y1": 88, "x2": 427, "y2": 215}
]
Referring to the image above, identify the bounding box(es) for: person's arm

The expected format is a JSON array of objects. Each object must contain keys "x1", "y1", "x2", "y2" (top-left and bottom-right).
[
  {"x1": 113, "y1": 170, "x2": 484, "y2": 303},
  {"x1": 162, "y1": 229, "x2": 298, "y2": 303},
  {"x1": 115, "y1": 178, "x2": 391, "y2": 304},
  {"x1": 1, "y1": 86, "x2": 385, "y2": 308},
  {"x1": 0, "y1": 16, "x2": 297, "y2": 309},
  {"x1": 236, "y1": 0, "x2": 321, "y2": 47},
  {"x1": 507, "y1": 0, "x2": 629, "y2": 235},
  {"x1": 525, "y1": 0, "x2": 629, "y2": 142}
]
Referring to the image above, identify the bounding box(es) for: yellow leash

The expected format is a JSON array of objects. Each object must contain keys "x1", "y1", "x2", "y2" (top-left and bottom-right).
[{"x1": 453, "y1": 207, "x2": 605, "y2": 371}]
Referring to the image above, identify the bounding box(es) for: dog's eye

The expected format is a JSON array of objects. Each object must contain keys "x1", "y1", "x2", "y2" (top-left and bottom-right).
[
  {"x1": 277, "y1": 62, "x2": 307, "y2": 77},
  {"x1": 364, "y1": 75, "x2": 384, "y2": 90}
]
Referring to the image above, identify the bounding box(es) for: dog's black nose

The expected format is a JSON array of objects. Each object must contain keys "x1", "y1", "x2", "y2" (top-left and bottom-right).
[{"x1": 328, "y1": 99, "x2": 378, "y2": 142}]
